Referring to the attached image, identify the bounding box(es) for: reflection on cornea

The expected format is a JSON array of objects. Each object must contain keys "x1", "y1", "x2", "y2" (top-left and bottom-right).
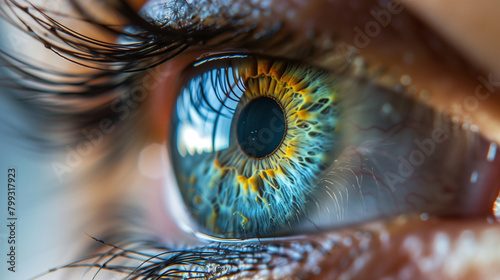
[
  {"x1": 487, "y1": 142, "x2": 497, "y2": 162},
  {"x1": 494, "y1": 192, "x2": 500, "y2": 221}
]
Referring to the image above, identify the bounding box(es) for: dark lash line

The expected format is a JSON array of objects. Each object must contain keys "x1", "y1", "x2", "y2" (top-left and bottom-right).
[
  {"x1": 0, "y1": 2, "x2": 332, "y2": 279},
  {"x1": 0, "y1": 0, "x2": 240, "y2": 95},
  {"x1": 0, "y1": 0, "x2": 299, "y2": 141},
  {"x1": 31, "y1": 234, "x2": 327, "y2": 280},
  {"x1": 0, "y1": 0, "x2": 306, "y2": 97},
  {"x1": 0, "y1": 0, "x2": 282, "y2": 149}
]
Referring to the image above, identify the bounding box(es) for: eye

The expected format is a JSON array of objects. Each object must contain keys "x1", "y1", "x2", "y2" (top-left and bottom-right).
[
  {"x1": 171, "y1": 55, "x2": 339, "y2": 238},
  {"x1": 169, "y1": 54, "x2": 500, "y2": 239}
]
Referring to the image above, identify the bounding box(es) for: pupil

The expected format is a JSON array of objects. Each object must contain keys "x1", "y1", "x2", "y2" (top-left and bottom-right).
[{"x1": 236, "y1": 96, "x2": 286, "y2": 159}]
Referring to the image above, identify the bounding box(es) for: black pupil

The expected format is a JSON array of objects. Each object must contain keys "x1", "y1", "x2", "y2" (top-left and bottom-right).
[{"x1": 236, "y1": 96, "x2": 286, "y2": 159}]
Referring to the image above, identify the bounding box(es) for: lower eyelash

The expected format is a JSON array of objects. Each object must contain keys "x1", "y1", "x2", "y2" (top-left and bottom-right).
[{"x1": 37, "y1": 235, "x2": 335, "y2": 280}]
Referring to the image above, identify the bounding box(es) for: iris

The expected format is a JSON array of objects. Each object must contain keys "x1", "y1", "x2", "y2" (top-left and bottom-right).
[
  {"x1": 170, "y1": 55, "x2": 339, "y2": 238},
  {"x1": 169, "y1": 54, "x2": 494, "y2": 241}
]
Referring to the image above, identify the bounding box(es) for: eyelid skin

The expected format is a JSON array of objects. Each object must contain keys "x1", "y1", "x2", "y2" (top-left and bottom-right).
[
  {"x1": 141, "y1": 0, "x2": 500, "y2": 145},
  {"x1": 404, "y1": 0, "x2": 500, "y2": 75},
  {"x1": 265, "y1": 0, "x2": 500, "y2": 144},
  {"x1": 15, "y1": 0, "x2": 497, "y2": 278},
  {"x1": 144, "y1": 0, "x2": 500, "y2": 143},
  {"x1": 309, "y1": 217, "x2": 500, "y2": 279},
  {"x1": 5, "y1": 0, "x2": 500, "y2": 279},
  {"x1": 141, "y1": 1, "x2": 500, "y2": 278}
]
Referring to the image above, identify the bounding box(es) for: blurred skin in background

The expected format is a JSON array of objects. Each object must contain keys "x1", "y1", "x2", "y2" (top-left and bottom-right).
[{"x1": 1, "y1": 0, "x2": 500, "y2": 279}]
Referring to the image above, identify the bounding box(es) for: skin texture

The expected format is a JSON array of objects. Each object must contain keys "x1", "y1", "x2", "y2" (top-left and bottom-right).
[
  {"x1": 145, "y1": 0, "x2": 500, "y2": 278},
  {"x1": 2, "y1": 0, "x2": 500, "y2": 279},
  {"x1": 404, "y1": 0, "x2": 500, "y2": 75}
]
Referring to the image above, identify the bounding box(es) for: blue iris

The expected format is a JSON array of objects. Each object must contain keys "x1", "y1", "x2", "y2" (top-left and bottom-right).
[{"x1": 170, "y1": 56, "x2": 339, "y2": 238}]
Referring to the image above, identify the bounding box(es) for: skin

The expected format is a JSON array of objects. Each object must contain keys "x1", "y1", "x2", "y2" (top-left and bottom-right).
[
  {"x1": 145, "y1": 0, "x2": 500, "y2": 278},
  {"x1": 2, "y1": 0, "x2": 500, "y2": 279}
]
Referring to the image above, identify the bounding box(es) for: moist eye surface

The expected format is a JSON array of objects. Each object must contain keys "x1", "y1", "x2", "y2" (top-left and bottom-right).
[
  {"x1": 170, "y1": 55, "x2": 339, "y2": 238},
  {"x1": 169, "y1": 54, "x2": 498, "y2": 240}
]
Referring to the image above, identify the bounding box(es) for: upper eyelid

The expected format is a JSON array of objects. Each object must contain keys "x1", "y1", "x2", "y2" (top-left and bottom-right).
[
  {"x1": 1, "y1": 1, "x2": 292, "y2": 82},
  {"x1": 5, "y1": 0, "x2": 491, "y2": 136},
  {"x1": 0, "y1": 0, "x2": 466, "y2": 94},
  {"x1": 168, "y1": 5, "x2": 500, "y2": 145}
]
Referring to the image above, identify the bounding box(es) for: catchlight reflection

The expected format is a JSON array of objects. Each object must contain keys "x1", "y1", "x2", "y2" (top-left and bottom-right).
[{"x1": 176, "y1": 67, "x2": 241, "y2": 157}]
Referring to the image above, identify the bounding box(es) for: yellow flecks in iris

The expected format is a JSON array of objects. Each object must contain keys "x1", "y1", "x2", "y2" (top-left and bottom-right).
[
  {"x1": 257, "y1": 59, "x2": 273, "y2": 75},
  {"x1": 258, "y1": 171, "x2": 279, "y2": 190},
  {"x1": 249, "y1": 176, "x2": 259, "y2": 193},
  {"x1": 265, "y1": 169, "x2": 275, "y2": 178},
  {"x1": 255, "y1": 196, "x2": 269, "y2": 207},
  {"x1": 303, "y1": 96, "x2": 313, "y2": 103},
  {"x1": 259, "y1": 78, "x2": 272, "y2": 95},
  {"x1": 235, "y1": 211, "x2": 249, "y2": 227},
  {"x1": 189, "y1": 175, "x2": 196, "y2": 184},
  {"x1": 269, "y1": 61, "x2": 286, "y2": 78},
  {"x1": 279, "y1": 71, "x2": 294, "y2": 85},
  {"x1": 214, "y1": 158, "x2": 222, "y2": 169},
  {"x1": 193, "y1": 196, "x2": 201, "y2": 204},
  {"x1": 291, "y1": 81, "x2": 308, "y2": 92},
  {"x1": 274, "y1": 165, "x2": 284, "y2": 176},
  {"x1": 237, "y1": 175, "x2": 249, "y2": 194},
  {"x1": 238, "y1": 175, "x2": 247, "y2": 183},
  {"x1": 212, "y1": 158, "x2": 233, "y2": 178},
  {"x1": 296, "y1": 110, "x2": 310, "y2": 120},
  {"x1": 219, "y1": 168, "x2": 228, "y2": 178},
  {"x1": 182, "y1": 57, "x2": 340, "y2": 236}
]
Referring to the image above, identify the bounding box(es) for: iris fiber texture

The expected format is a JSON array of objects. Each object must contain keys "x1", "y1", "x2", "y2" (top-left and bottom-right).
[{"x1": 171, "y1": 56, "x2": 339, "y2": 237}]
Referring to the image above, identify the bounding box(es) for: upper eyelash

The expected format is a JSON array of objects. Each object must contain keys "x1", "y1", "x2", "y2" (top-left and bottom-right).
[
  {"x1": 0, "y1": 4, "x2": 351, "y2": 277},
  {"x1": 0, "y1": 0, "x2": 306, "y2": 148},
  {"x1": 0, "y1": 0, "x2": 305, "y2": 141},
  {"x1": 0, "y1": 0, "x2": 256, "y2": 144},
  {"x1": 0, "y1": 0, "x2": 289, "y2": 95}
]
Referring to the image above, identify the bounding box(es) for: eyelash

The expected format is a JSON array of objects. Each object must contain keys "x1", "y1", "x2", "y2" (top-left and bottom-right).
[
  {"x1": 2, "y1": 1, "x2": 333, "y2": 278},
  {"x1": 8, "y1": 1, "x2": 498, "y2": 279},
  {"x1": 0, "y1": 0, "x2": 304, "y2": 140},
  {"x1": 38, "y1": 234, "x2": 337, "y2": 279}
]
